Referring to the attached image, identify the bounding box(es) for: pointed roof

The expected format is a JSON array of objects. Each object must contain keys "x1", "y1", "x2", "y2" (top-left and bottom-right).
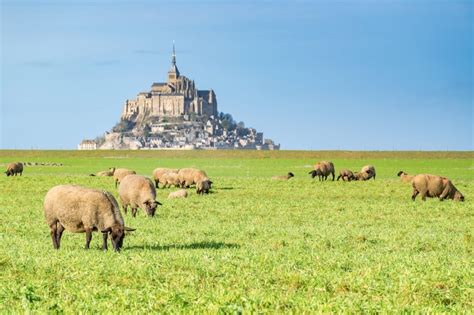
[{"x1": 168, "y1": 41, "x2": 180, "y2": 77}]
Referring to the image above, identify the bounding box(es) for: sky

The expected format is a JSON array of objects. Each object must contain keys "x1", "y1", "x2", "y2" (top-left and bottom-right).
[{"x1": 0, "y1": 0, "x2": 472, "y2": 150}]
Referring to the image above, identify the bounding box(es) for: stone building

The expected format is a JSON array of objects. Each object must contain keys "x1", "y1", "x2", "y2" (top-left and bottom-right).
[
  {"x1": 78, "y1": 139, "x2": 97, "y2": 150},
  {"x1": 121, "y1": 44, "x2": 218, "y2": 122}
]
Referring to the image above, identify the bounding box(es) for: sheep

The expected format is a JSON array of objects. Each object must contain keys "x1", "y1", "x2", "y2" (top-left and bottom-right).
[
  {"x1": 397, "y1": 171, "x2": 414, "y2": 183},
  {"x1": 361, "y1": 165, "x2": 376, "y2": 180},
  {"x1": 411, "y1": 174, "x2": 464, "y2": 201},
  {"x1": 5, "y1": 162, "x2": 23, "y2": 176},
  {"x1": 43, "y1": 184, "x2": 135, "y2": 251},
  {"x1": 337, "y1": 169, "x2": 355, "y2": 181},
  {"x1": 160, "y1": 172, "x2": 181, "y2": 188},
  {"x1": 118, "y1": 175, "x2": 162, "y2": 217},
  {"x1": 90, "y1": 167, "x2": 116, "y2": 177},
  {"x1": 168, "y1": 189, "x2": 188, "y2": 199},
  {"x1": 113, "y1": 168, "x2": 136, "y2": 188},
  {"x1": 178, "y1": 168, "x2": 213, "y2": 194},
  {"x1": 271, "y1": 172, "x2": 295, "y2": 180},
  {"x1": 152, "y1": 168, "x2": 179, "y2": 188},
  {"x1": 309, "y1": 161, "x2": 335, "y2": 181}
]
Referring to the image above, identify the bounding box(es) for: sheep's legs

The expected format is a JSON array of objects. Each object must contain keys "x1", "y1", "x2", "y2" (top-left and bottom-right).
[
  {"x1": 132, "y1": 208, "x2": 138, "y2": 217},
  {"x1": 155, "y1": 180, "x2": 159, "y2": 189},
  {"x1": 102, "y1": 232, "x2": 108, "y2": 251},
  {"x1": 50, "y1": 223, "x2": 59, "y2": 249},
  {"x1": 123, "y1": 204, "x2": 128, "y2": 214},
  {"x1": 56, "y1": 224, "x2": 65, "y2": 248},
  {"x1": 85, "y1": 228, "x2": 92, "y2": 249},
  {"x1": 411, "y1": 188, "x2": 419, "y2": 201}
]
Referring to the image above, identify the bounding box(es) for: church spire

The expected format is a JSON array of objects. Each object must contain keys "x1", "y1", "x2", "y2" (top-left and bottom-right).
[
  {"x1": 171, "y1": 41, "x2": 176, "y2": 66},
  {"x1": 168, "y1": 41, "x2": 180, "y2": 82}
]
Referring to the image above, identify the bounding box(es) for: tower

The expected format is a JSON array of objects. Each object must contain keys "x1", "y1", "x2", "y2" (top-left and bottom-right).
[{"x1": 167, "y1": 42, "x2": 180, "y2": 84}]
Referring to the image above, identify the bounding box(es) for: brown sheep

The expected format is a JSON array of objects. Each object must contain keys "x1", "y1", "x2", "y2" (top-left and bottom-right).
[
  {"x1": 397, "y1": 171, "x2": 414, "y2": 183},
  {"x1": 337, "y1": 169, "x2": 355, "y2": 181},
  {"x1": 272, "y1": 172, "x2": 295, "y2": 180},
  {"x1": 178, "y1": 168, "x2": 213, "y2": 194},
  {"x1": 160, "y1": 172, "x2": 181, "y2": 188},
  {"x1": 118, "y1": 175, "x2": 162, "y2": 217},
  {"x1": 44, "y1": 184, "x2": 135, "y2": 251},
  {"x1": 411, "y1": 174, "x2": 464, "y2": 202},
  {"x1": 361, "y1": 165, "x2": 376, "y2": 180},
  {"x1": 168, "y1": 189, "x2": 188, "y2": 199},
  {"x1": 5, "y1": 162, "x2": 23, "y2": 176},
  {"x1": 152, "y1": 168, "x2": 179, "y2": 188},
  {"x1": 113, "y1": 168, "x2": 136, "y2": 188},
  {"x1": 90, "y1": 167, "x2": 116, "y2": 177},
  {"x1": 309, "y1": 161, "x2": 335, "y2": 181}
]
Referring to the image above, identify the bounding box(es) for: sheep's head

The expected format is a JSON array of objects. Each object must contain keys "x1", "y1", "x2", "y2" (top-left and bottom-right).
[
  {"x1": 102, "y1": 225, "x2": 135, "y2": 251},
  {"x1": 397, "y1": 171, "x2": 406, "y2": 177},
  {"x1": 287, "y1": 172, "x2": 295, "y2": 178},
  {"x1": 197, "y1": 179, "x2": 212, "y2": 194},
  {"x1": 453, "y1": 190, "x2": 464, "y2": 202},
  {"x1": 308, "y1": 170, "x2": 318, "y2": 178},
  {"x1": 144, "y1": 200, "x2": 162, "y2": 217}
]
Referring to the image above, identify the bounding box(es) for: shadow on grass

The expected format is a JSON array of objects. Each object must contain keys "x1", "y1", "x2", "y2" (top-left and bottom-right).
[{"x1": 127, "y1": 241, "x2": 240, "y2": 251}]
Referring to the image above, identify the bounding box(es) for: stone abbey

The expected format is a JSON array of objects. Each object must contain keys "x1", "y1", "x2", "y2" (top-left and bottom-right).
[{"x1": 121, "y1": 44, "x2": 218, "y2": 121}]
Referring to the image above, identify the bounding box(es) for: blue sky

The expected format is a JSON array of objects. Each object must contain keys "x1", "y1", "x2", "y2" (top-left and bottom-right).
[{"x1": 1, "y1": 0, "x2": 472, "y2": 150}]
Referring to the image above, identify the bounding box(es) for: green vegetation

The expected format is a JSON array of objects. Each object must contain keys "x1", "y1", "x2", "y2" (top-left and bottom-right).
[{"x1": 0, "y1": 150, "x2": 472, "y2": 312}]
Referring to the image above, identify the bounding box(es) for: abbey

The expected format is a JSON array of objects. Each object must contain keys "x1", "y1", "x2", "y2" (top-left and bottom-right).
[{"x1": 121, "y1": 45, "x2": 218, "y2": 121}]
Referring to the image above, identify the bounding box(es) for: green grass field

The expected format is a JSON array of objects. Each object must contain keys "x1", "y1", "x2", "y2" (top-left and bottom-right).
[{"x1": 0, "y1": 150, "x2": 472, "y2": 312}]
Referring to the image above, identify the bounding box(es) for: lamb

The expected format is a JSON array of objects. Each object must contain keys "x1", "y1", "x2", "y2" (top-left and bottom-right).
[
  {"x1": 308, "y1": 161, "x2": 335, "y2": 181},
  {"x1": 90, "y1": 167, "x2": 115, "y2": 177},
  {"x1": 397, "y1": 171, "x2": 414, "y2": 183},
  {"x1": 411, "y1": 174, "x2": 464, "y2": 201},
  {"x1": 271, "y1": 172, "x2": 295, "y2": 180},
  {"x1": 160, "y1": 172, "x2": 181, "y2": 188},
  {"x1": 113, "y1": 168, "x2": 136, "y2": 188},
  {"x1": 168, "y1": 189, "x2": 188, "y2": 199},
  {"x1": 178, "y1": 168, "x2": 213, "y2": 194},
  {"x1": 43, "y1": 184, "x2": 135, "y2": 251},
  {"x1": 118, "y1": 175, "x2": 162, "y2": 217},
  {"x1": 337, "y1": 169, "x2": 355, "y2": 181},
  {"x1": 152, "y1": 168, "x2": 179, "y2": 188},
  {"x1": 5, "y1": 162, "x2": 23, "y2": 176}
]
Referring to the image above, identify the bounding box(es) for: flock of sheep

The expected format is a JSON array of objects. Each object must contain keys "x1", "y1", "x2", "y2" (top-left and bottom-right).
[
  {"x1": 272, "y1": 160, "x2": 464, "y2": 203},
  {"x1": 4, "y1": 159, "x2": 465, "y2": 252}
]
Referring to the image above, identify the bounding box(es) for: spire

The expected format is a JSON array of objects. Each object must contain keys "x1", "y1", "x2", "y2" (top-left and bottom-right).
[
  {"x1": 168, "y1": 41, "x2": 180, "y2": 80},
  {"x1": 171, "y1": 40, "x2": 176, "y2": 66}
]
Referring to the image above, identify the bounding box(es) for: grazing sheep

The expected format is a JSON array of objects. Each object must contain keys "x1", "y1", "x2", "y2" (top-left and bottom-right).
[
  {"x1": 309, "y1": 161, "x2": 335, "y2": 181},
  {"x1": 44, "y1": 184, "x2": 135, "y2": 251},
  {"x1": 118, "y1": 175, "x2": 162, "y2": 217},
  {"x1": 361, "y1": 165, "x2": 376, "y2": 180},
  {"x1": 178, "y1": 168, "x2": 213, "y2": 194},
  {"x1": 113, "y1": 168, "x2": 136, "y2": 188},
  {"x1": 272, "y1": 172, "x2": 295, "y2": 180},
  {"x1": 337, "y1": 169, "x2": 355, "y2": 181},
  {"x1": 397, "y1": 171, "x2": 414, "y2": 183},
  {"x1": 152, "y1": 168, "x2": 179, "y2": 188},
  {"x1": 168, "y1": 189, "x2": 188, "y2": 199},
  {"x1": 160, "y1": 172, "x2": 181, "y2": 188},
  {"x1": 5, "y1": 162, "x2": 23, "y2": 176},
  {"x1": 90, "y1": 167, "x2": 116, "y2": 177},
  {"x1": 411, "y1": 174, "x2": 464, "y2": 201}
]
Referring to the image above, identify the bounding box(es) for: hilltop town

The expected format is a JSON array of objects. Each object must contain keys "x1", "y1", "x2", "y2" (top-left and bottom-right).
[{"x1": 79, "y1": 45, "x2": 279, "y2": 150}]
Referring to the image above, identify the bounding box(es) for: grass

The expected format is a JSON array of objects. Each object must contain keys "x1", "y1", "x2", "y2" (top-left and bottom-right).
[{"x1": 0, "y1": 150, "x2": 473, "y2": 312}]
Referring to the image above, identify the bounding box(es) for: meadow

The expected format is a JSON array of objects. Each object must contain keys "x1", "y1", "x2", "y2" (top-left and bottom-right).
[{"x1": 0, "y1": 150, "x2": 472, "y2": 312}]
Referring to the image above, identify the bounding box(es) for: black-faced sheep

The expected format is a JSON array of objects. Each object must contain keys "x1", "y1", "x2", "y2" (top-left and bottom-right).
[
  {"x1": 309, "y1": 161, "x2": 335, "y2": 181},
  {"x1": 337, "y1": 169, "x2": 355, "y2": 181},
  {"x1": 90, "y1": 167, "x2": 116, "y2": 177},
  {"x1": 113, "y1": 168, "x2": 136, "y2": 188},
  {"x1": 271, "y1": 172, "x2": 295, "y2": 180},
  {"x1": 411, "y1": 174, "x2": 464, "y2": 201},
  {"x1": 44, "y1": 184, "x2": 135, "y2": 251},
  {"x1": 397, "y1": 171, "x2": 414, "y2": 183},
  {"x1": 152, "y1": 168, "x2": 179, "y2": 188},
  {"x1": 5, "y1": 162, "x2": 23, "y2": 176},
  {"x1": 118, "y1": 175, "x2": 162, "y2": 217}
]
